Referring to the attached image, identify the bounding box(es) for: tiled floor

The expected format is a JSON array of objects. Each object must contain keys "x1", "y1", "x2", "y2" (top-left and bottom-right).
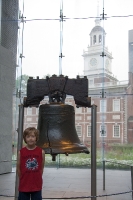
[{"x1": 0, "y1": 168, "x2": 132, "y2": 200}]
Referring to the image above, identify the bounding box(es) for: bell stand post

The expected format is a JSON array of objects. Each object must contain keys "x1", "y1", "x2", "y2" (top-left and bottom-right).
[
  {"x1": 91, "y1": 104, "x2": 97, "y2": 200},
  {"x1": 14, "y1": 103, "x2": 24, "y2": 200}
]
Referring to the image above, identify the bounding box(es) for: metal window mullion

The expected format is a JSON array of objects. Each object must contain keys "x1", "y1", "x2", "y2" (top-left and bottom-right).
[{"x1": 0, "y1": 0, "x2": 2, "y2": 43}]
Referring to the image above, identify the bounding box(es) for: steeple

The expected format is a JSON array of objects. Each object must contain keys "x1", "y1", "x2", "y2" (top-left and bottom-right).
[
  {"x1": 95, "y1": 0, "x2": 101, "y2": 26},
  {"x1": 89, "y1": 0, "x2": 105, "y2": 46},
  {"x1": 83, "y1": 0, "x2": 113, "y2": 77}
]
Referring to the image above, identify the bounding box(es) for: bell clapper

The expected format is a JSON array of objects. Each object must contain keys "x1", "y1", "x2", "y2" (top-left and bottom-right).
[{"x1": 52, "y1": 154, "x2": 57, "y2": 161}]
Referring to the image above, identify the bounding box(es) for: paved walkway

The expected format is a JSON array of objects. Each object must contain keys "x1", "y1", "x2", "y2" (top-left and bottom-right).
[{"x1": 0, "y1": 167, "x2": 132, "y2": 200}]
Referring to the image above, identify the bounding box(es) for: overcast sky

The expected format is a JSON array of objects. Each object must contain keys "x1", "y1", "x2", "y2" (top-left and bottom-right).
[{"x1": 18, "y1": 0, "x2": 133, "y2": 81}]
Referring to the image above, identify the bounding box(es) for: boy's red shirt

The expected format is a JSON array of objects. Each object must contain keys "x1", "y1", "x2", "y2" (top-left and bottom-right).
[{"x1": 18, "y1": 146, "x2": 43, "y2": 192}]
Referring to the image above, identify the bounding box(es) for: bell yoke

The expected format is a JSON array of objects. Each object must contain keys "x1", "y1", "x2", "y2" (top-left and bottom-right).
[{"x1": 24, "y1": 75, "x2": 91, "y2": 161}]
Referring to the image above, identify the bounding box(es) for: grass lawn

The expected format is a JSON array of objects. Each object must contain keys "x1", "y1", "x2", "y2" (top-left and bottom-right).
[
  {"x1": 44, "y1": 144, "x2": 133, "y2": 170},
  {"x1": 12, "y1": 144, "x2": 133, "y2": 169}
]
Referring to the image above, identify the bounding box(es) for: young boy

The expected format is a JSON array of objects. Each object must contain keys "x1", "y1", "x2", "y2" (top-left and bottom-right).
[{"x1": 17, "y1": 127, "x2": 45, "y2": 200}]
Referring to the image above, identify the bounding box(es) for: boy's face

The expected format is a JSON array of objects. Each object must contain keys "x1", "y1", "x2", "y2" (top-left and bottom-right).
[{"x1": 25, "y1": 132, "x2": 37, "y2": 146}]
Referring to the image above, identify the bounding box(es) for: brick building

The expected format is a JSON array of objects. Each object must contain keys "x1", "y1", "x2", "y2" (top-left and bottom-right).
[{"x1": 23, "y1": 21, "x2": 133, "y2": 146}]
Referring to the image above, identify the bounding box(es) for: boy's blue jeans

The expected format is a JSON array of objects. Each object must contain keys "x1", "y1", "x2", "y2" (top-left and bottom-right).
[{"x1": 18, "y1": 191, "x2": 42, "y2": 200}]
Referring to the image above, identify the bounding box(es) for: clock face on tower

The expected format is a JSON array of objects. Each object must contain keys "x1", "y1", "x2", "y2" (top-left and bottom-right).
[{"x1": 90, "y1": 58, "x2": 97, "y2": 68}]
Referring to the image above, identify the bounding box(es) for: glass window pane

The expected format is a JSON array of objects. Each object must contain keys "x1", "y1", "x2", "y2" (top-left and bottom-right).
[
  {"x1": 10, "y1": 0, "x2": 133, "y2": 172},
  {"x1": 113, "y1": 125, "x2": 120, "y2": 137},
  {"x1": 89, "y1": 79, "x2": 94, "y2": 86},
  {"x1": 100, "y1": 100, "x2": 106, "y2": 112},
  {"x1": 113, "y1": 99, "x2": 120, "y2": 111},
  {"x1": 76, "y1": 125, "x2": 82, "y2": 137},
  {"x1": 87, "y1": 126, "x2": 91, "y2": 137},
  {"x1": 27, "y1": 108, "x2": 32, "y2": 115},
  {"x1": 75, "y1": 107, "x2": 82, "y2": 114},
  {"x1": 100, "y1": 125, "x2": 107, "y2": 137},
  {"x1": 22, "y1": 0, "x2": 60, "y2": 78},
  {"x1": 87, "y1": 108, "x2": 91, "y2": 113}
]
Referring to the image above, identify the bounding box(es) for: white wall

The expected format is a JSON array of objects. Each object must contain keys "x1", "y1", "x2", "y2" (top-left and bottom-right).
[{"x1": 0, "y1": 46, "x2": 15, "y2": 174}]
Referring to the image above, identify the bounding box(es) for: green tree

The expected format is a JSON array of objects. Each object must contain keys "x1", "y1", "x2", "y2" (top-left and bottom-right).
[
  {"x1": 16, "y1": 74, "x2": 52, "y2": 96},
  {"x1": 42, "y1": 74, "x2": 51, "y2": 79},
  {"x1": 16, "y1": 74, "x2": 29, "y2": 94}
]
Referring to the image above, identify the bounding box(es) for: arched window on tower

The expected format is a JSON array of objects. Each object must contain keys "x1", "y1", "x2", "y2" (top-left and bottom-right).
[
  {"x1": 103, "y1": 36, "x2": 105, "y2": 46},
  {"x1": 93, "y1": 35, "x2": 96, "y2": 44},
  {"x1": 90, "y1": 37, "x2": 92, "y2": 46},
  {"x1": 99, "y1": 35, "x2": 102, "y2": 43}
]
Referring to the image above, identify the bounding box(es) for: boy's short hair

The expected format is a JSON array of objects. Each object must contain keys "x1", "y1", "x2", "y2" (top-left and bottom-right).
[{"x1": 23, "y1": 127, "x2": 39, "y2": 143}]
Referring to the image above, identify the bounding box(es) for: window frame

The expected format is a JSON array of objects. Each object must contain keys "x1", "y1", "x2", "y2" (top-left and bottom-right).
[
  {"x1": 26, "y1": 117, "x2": 32, "y2": 122},
  {"x1": 113, "y1": 99, "x2": 120, "y2": 112},
  {"x1": 93, "y1": 35, "x2": 96, "y2": 44},
  {"x1": 87, "y1": 107, "x2": 91, "y2": 113},
  {"x1": 90, "y1": 36, "x2": 92, "y2": 46},
  {"x1": 75, "y1": 107, "x2": 82, "y2": 114},
  {"x1": 36, "y1": 107, "x2": 39, "y2": 115},
  {"x1": 99, "y1": 34, "x2": 102, "y2": 43},
  {"x1": 100, "y1": 100, "x2": 107, "y2": 112},
  {"x1": 100, "y1": 125, "x2": 107, "y2": 137},
  {"x1": 89, "y1": 78, "x2": 94, "y2": 86},
  {"x1": 76, "y1": 125, "x2": 82, "y2": 137},
  {"x1": 113, "y1": 125, "x2": 120, "y2": 138},
  {"x1": 87, "y1": 125, "x2": 91, "y2": 137},
  {"x1": 27, "y1": 107, "x2": 32, "y2": 115}
]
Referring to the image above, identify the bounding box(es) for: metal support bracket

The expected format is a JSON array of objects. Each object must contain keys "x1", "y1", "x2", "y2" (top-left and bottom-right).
[
  {"x1": 14, "y1": 104, "x2": 24, "y2": 200},
  {"x1": 91, "y1": 104, "x2": 97, "y2": 200}
]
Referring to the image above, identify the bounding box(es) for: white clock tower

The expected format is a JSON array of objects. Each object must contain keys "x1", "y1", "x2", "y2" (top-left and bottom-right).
[{"x1": 83, "y1": 5, "x2": 113, "y2": 78}]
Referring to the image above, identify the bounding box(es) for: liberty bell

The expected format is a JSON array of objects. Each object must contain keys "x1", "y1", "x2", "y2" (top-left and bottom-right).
[
  {"x1": 36, "y1": 102, "x2": 89, "y2": 160},
  {"x1": 24, "y1": 75, "x2": 91, "y2": 161}
]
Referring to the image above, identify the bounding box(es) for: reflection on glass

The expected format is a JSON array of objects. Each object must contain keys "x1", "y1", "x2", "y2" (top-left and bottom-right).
[{"x1": 12, "y1": 0, "x2": 133, "y2": 171}]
